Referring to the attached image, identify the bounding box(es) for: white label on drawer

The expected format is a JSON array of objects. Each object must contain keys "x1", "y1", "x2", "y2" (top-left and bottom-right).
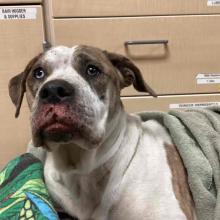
[
  {"x1": 0, "y1": 7, "x2": 37, "y2": 20},
  {"x1": 207, "y1": 0, "x2": 220, "y2": 6},
  {"x1": 196, "y1": 73, "x2": 220, "y2": 84},
  {"x1": 170, "y1": 102, "x2": 220, "y2": 109}
]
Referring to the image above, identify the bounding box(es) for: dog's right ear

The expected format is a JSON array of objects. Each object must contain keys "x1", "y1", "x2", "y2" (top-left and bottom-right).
[
  {"x1": 8, "y1": 54, "x2": 42, "y2": 118},
  {"x1": 9, "y1": 72, "x2": 26, "y2": 118}
]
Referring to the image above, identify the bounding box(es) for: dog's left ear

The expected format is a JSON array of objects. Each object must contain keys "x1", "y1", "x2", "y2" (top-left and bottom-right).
[
  {"x1": 104, "y1": 51, "x2": 157, "y2": 97},
  {"x1": 8, "y1": 54, "x2": 42, "y2": 118}
]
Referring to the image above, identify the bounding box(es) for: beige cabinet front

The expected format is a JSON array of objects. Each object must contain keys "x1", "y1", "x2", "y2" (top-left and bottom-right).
[
  {"x1": 122, "y1": 94, "x2": 220, "y2": 112},
  {"x1": 54, "y1": 15, "x2": 220, "y2": 96},
  {"x1": 0, "y1": 5, "x2": 44, "y2": 168},
  {"x1": 52, "y1": 0, "x2": 220, "y2": 17}
]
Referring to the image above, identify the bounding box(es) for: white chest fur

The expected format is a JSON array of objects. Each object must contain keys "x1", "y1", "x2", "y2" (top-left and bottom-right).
[{"x1": 44, "y1": 154, "x2": 95, "y2": 219}]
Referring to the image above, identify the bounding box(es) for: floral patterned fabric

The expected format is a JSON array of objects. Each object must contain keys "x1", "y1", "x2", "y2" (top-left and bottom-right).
[{"x1": 0, "y1": 153, "x2": 59, "y2": 220}]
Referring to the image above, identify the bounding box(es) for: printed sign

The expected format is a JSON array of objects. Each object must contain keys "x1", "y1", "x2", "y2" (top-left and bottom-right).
[
  {"x1": 196, "y1": 73, "x2": 220, "y2": 84},
  {"x1": 0, "y1": 7, "x2": 37, "y2": 20},
  {"x1": 207, "y1": 0, "x2": 220, "y2": 6},
  {"x1": 169, "y1": 102, "x2": 220, "y2": 109}
]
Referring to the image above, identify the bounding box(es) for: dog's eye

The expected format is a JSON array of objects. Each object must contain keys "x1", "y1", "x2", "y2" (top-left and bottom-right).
[
  {"x1": 86, "y1": 65, "x2": 101, "y2": 76},
  {"x1": 33, "y1": 67, "x2": 45, "y2": 79}
]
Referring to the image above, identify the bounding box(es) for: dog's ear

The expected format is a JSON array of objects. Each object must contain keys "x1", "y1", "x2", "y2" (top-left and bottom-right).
[
  {"x1": 8, "y1": 54, "x2": 42, "y2": 118},
  {"x1": 9, "y1": 72, "x2": 26, "y2": 118},
  {"x1": 104, "y1": 51, "x2": 157, "y2": 97}
]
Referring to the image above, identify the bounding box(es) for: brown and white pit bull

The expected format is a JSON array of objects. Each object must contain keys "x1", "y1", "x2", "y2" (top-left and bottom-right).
[{"x1": 9, "y1": 45, "x2": 195, "y2": 220}]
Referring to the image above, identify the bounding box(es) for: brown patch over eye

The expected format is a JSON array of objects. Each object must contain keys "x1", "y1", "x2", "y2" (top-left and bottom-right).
[
  {"x1": 86, "y1": 65, "x2": 102, "y2": 76},
  {"x1": 72, "y1": 47, "x2": 118, "y2": 103}
]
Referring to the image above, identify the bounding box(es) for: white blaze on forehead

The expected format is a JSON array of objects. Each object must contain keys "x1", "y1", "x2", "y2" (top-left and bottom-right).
[
  {"x1": 43, "y1": 47, "x2": 87, "y2": 89},
  {"x1": 42, "y1": 45, "x2": 84, "y2": 85},
  {"x1": 43, "y1": 45, "x2": 79, "y2": 68}
]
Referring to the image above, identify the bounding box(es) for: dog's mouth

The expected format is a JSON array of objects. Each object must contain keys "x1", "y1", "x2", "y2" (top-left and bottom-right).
[
  {"x1": 32, "y1": 103, "x2": 103, "y2": 148},
  {"x1": 32, "y1": 103, "x2": 81, "y2": 142},
  {"x1": 44, "y1": 122, "x2": 72, "y2": 133},
  {"x1": 41, "y1": 120, "x2": 76, "y2": 143}
]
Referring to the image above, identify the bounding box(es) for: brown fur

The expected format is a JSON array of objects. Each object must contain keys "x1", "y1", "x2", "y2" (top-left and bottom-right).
[
  {"x1": 104, "y1": 51, "x2": 157, "y2": 97},
  {"x1": 165, "y1": 143, "x2": 194, "y2": 220}
]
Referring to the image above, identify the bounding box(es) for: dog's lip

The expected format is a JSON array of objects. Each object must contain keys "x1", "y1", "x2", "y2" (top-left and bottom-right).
[
  {"x1": 43, "y1": 122, "x2": 73, "y2": 133},
  {"x1": 38, "y1": 114, "x2": 77, "y2": 133}
]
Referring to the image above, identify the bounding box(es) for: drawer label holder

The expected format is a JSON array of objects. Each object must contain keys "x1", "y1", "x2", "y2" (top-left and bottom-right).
[
  {"x1": 0, "y1": 7, "x2": 37, "y2": 20},
  {"x1": 170, "y1": 102, "x2": 220, "y2": 109},
  {"x1": 196, "y1": 73, "x2": 220, "y2": 84},
  {"x1": 207, "y1": 0, "x2": 220, "y2": 6}
]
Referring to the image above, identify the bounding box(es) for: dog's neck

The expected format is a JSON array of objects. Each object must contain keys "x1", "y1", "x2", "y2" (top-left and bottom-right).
[
  {"x1": 49, "y1": 107, "x2": 128, "y2": 174},
  {"x1": 44, "y1": 108, "x2": 142, "y2": 217}
]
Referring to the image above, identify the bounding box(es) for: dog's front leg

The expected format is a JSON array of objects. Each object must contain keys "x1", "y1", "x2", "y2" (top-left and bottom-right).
[{"x1": 106, "y1": 198, "x2": 188, "y2": 220}]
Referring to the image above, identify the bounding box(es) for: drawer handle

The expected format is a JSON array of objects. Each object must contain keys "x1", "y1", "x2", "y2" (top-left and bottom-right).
[{"x1": 124, "y1": 40, "x2": 168, "y2": 46}]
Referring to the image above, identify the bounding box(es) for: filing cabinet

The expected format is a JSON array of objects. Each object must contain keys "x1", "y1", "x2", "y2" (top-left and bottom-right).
[{"x1": 0, "y1": 5, "x2": 44, "y2": 168}]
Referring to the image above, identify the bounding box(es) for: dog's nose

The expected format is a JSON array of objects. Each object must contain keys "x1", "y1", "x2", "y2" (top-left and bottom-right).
[{"x1": 39, "y1": 80, "x2": 74, "y2": 104}]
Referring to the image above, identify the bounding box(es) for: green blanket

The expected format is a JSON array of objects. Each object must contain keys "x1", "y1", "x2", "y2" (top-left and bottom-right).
[
  {"x1": 0, "y1": 153, "x2": 59, "y2": 220},
  {"x1": 138, "y1": 106, "x2": 220, "y2": 220}
]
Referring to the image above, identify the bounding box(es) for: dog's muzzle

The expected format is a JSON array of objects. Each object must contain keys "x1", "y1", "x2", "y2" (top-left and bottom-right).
[
  {"x1": 32, "y1": 78, "x2": 102, "y2": 147},
  {"x1": 32, "y1": 79, "x2": 79, "y2": 144}
]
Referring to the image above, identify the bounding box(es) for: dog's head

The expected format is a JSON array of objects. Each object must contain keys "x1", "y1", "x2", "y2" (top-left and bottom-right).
[{"x1": 9, "y1": 45, "x2": 156, "y2": 149}]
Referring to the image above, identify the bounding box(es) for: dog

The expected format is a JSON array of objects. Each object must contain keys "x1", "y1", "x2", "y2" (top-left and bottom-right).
[{"x1": 9, "y1": 45, "x2": 194, "y2": 220}]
